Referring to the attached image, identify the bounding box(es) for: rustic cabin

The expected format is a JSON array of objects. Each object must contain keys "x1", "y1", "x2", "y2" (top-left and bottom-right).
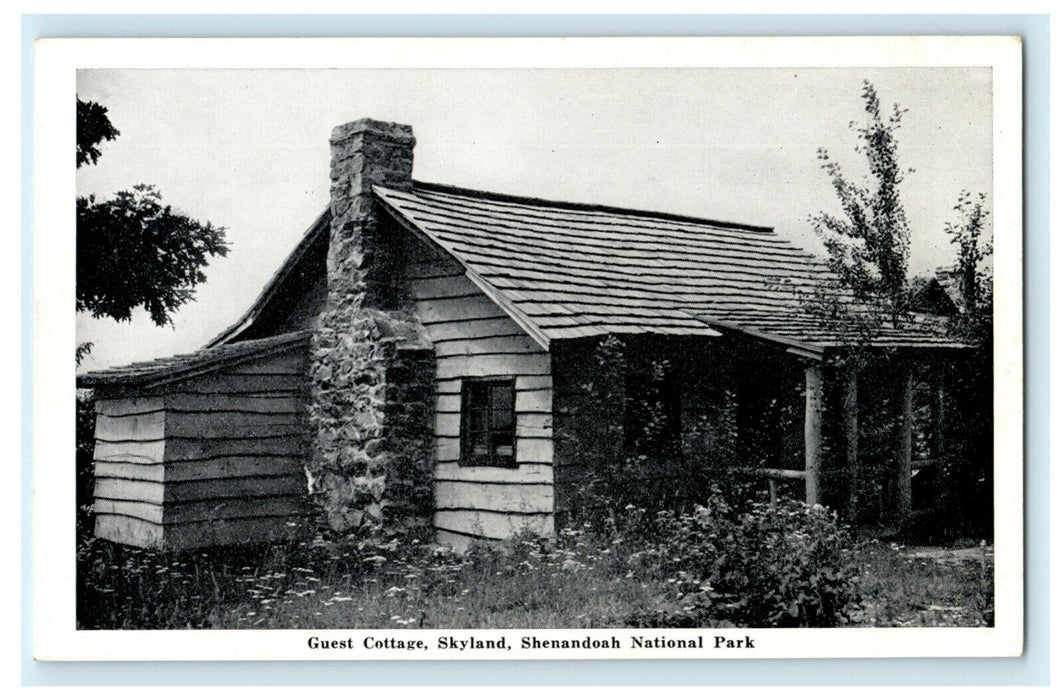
[{"x1": 78, "y1": 117, "x2": 970, "y2": 551}]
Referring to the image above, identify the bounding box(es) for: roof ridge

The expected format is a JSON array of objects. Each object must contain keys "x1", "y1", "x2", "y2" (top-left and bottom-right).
[{"x1": 406, "y1": 180, "x2": 775, "y2": 234}]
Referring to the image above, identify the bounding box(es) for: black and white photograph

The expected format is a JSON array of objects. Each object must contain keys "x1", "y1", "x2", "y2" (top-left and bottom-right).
[{"x1": 34, "y1": 36, "x2": 1024, "y2": 660}]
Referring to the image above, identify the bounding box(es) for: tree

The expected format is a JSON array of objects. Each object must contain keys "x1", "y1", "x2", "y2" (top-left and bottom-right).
[
  {"x1": 76, "y1": 97, "x2": 229, "y2": 329},
  {"x1": 944, "y1": 190, "x2": 992, "y2": 342},
  {"x1": 77, "y1": 186, "x2": 229, "y2": 326},
  {"x1": 77, "y1": 98, "x2": 120, "y2": 168},
  {"x1": 810, "y1": 80, "x2": 912, "y2": 322}
]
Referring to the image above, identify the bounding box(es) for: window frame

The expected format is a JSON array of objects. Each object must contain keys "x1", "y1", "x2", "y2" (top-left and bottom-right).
[{"x1": 458, "y1": 376, "x2": 518, "y2": 469}]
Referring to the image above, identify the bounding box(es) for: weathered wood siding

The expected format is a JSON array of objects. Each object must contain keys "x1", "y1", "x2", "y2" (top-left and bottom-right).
[
  {"x1": 92, "y1": 349, "x2": 311, "y2": 549},
  {"x1": 407, "y1": 238, "x2": 554, "y2": 549}
]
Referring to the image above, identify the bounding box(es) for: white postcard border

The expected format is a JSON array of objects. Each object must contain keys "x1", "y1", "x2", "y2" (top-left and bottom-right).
[{"x1": 33, "y1": 35, "x2": 1024, "y2": 662}]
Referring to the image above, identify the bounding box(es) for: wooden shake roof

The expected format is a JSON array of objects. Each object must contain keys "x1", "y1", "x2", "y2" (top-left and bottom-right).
[
  {"x1": 376, "y1": 181, "x2": 965, "y2": 355},
  {"x1": 77, "y1": 330, "x2": 311, "y2": 389}
]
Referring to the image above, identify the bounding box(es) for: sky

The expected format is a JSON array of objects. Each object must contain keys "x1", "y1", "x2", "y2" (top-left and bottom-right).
[{"x1": 75, "y1": 67, "x2": 993, "y2": 372}]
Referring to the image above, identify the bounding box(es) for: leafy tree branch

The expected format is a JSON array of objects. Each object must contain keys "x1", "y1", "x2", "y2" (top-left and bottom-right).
[{"x1": 76, "y1": 97, "x2": 229, "y2": 330}]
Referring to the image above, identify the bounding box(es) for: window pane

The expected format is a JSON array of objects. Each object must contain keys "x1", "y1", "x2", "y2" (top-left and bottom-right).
[
  {"x1": 469, "y1": 383, "x2": 489, "y2": 406},
  {"x1": 492, "y1": 408, "x2": 514, "y2": 430},
  {"x1": 491, "y1": 384, "x2": 512, "y2": 410},
  {"x1": 492, "y1": 432, "x2": 514, "y2": 457},
  {"x1": 469, "y1": 408, "x2": 489, "y2": 433}
]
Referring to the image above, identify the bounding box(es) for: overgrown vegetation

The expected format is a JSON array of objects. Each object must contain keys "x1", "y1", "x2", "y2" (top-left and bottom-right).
[
  {"x1": 75, "y1": 392, "x2": 97, "y2": 542},
  {"x1": 77, "y1": 491, "x2": 989, "y2": 631},
  {"x1": 940, "y1": 190, "x2": 994, "y2": 538}
]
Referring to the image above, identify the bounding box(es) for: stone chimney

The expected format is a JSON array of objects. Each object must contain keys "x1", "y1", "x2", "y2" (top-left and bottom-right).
[{"x1": 307, "y1": 118, "x2": 434, "y2": 536}]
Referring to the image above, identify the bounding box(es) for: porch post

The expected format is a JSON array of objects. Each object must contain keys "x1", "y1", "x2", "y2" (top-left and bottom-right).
[
  {"x1": 842, "y1": 365, "x2": 859, "y2": 521},
  {"x1": 931, "y1": 369, "x2": 946, "y2": 462},
  {"x1": 804, "y1": 364, "x2": 823, "y2": 505},
  {"x1": 895, "y1": 365, "x2": 914, "y2": 519},
  {"x1": 930, "y1": 366, "x2": 947, "y2": 508}
]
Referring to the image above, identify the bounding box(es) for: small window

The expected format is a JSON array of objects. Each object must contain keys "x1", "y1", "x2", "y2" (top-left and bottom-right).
[{"x1": 460, "y1": 378, "x2": 517, "y2": 468}]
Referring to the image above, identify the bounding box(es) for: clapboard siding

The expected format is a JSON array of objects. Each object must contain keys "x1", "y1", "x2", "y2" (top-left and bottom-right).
[
  {"x1": 95, "y1": 493, "x2": 305, "y2": 526},
  {"x1": 435, "y1": 461, "x2": 553, "y2": 484},
  {"x1": 90, "y1": 346, "x2": 311, "y2": 550},
  {"x1": 163, "y1": 412, "x2": 304, "y2": 439},
  {"x1": 435, "y1": 481, "x2": 553, "y2": 513},
  {"x1": 94, "y1": 513, "x2": 306, "y2": 550},
  {"x1": 409, "y1": 242, "x2": 554, "y2": 543},
  {"x1": 163, "y1": 517, "x2": 308, "y2": 549},
  {"x1": 94, "y1": 474, "x2": 304, "y2": 504},
  {"x1": 434, "y1": 510, "x2": 554, "y2": 541},
  {"x1": 94, "y1": 412, "x2": 166, "y2": 442},
  {"x1": 95, "y1": 515, "x2": 165, "y2": 549},
  {"x1": 96, "y1": 397, "x2": 165, "y2": 418},
  {"x1": 164, "y1": 394, "x2": 305, "y2": 414},
  {"x1": 95, "y1": 456, "x2": 305, "y2": 483}
]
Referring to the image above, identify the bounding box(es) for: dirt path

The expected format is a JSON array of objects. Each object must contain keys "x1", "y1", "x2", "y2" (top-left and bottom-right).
[{"x1": 901, "y1": 545, "x2": 993, "y2": 563}]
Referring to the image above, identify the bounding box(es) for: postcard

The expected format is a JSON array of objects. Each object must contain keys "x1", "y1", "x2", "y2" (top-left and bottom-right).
[{"x1": 34, "y1": 35, "x2": 1023, "y2": 661}]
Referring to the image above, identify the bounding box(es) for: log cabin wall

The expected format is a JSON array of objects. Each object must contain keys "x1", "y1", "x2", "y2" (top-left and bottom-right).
[
  {"x1": 92, "y1": 348, "x2": 312, "y2": 549},
  {"x1": 405, "y1": 233, "x2": 554, "y2": 549}
]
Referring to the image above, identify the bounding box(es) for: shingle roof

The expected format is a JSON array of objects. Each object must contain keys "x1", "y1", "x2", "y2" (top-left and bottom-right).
[
  {"x1": 375, "y1": 181, "x2": 966, "y2": 356},
  {"x1": 77, "y1": 330, "x2": 311, "y2": 389}
]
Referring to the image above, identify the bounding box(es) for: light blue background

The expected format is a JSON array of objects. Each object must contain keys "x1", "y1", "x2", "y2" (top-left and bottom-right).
[{"x1": 22, "y1": 13, "x2": 1050, "y2": 686}]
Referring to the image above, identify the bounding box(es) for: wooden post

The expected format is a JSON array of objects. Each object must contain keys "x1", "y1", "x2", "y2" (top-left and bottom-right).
[
  {"x1": 895, "y1": 365, "x2": 914, "y2": 520},
  {"x1": 931, "y1": 370, "x2": 946, "y2": 462},
  {"x1": 842, "y1": 365, "x2": 859, "y2": 521},
  {"x1": 930, "y1": 367, "x2": 947, "y2": 508},
  {"x1": 804, "y1": 364, "x2": 823, "y2": 505}
]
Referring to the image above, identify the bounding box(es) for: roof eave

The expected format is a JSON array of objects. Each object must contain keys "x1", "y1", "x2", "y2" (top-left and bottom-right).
[{"x1": 78, "y1": 330, "x2": 312, "y2": 392}]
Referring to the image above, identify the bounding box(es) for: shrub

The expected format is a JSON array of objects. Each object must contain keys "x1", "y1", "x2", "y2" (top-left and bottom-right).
[
  {"x1": 649, "y1": 491, "x2": 862, "y2": 627},
  {"x1": 76, "y1": 392, "x2": 97, "y2": 540}
]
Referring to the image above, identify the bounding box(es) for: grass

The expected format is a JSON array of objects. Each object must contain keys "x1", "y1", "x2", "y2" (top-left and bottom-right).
[
  {"x1": 848, "y1": 540, "x2": 994, "y2": 627},
  {"x1": 77, "y1": 516, "x2": 993, "y2": 631},
  {"x1": 77, "y1": 527, "x2": 693, "y2": 630}
]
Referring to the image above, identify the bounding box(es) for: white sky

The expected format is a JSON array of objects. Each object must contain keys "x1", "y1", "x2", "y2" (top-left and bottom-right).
[{"x1": 75, "y1": 67, "x2": 992, "y2": 372}]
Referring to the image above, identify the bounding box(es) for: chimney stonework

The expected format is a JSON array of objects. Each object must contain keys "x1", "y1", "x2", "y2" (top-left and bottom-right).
[{"x1": 307, "y1": 119, "x2": 435, "y2": 536}]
